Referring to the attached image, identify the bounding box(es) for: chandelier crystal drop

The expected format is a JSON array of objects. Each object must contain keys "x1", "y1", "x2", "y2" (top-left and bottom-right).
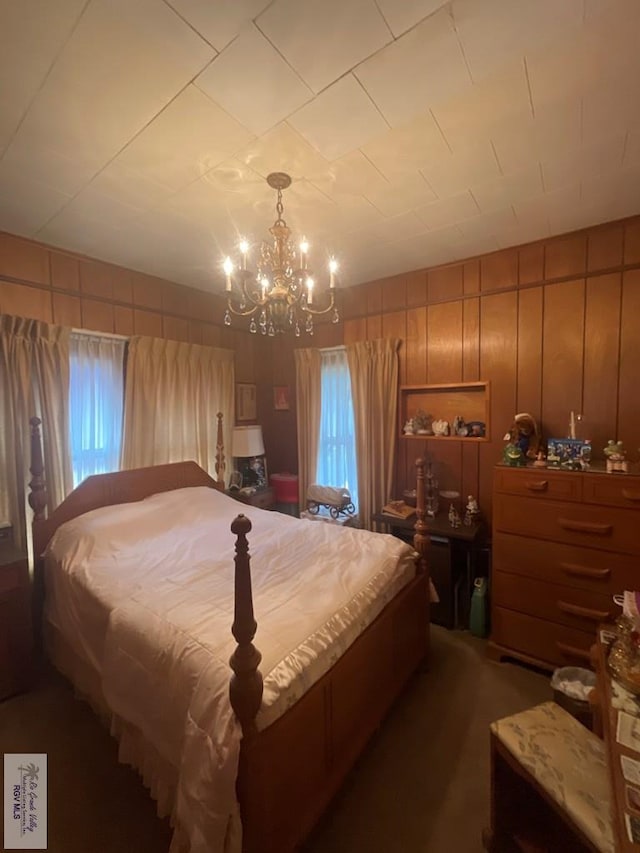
[{"x1": 222, "y1": 172, "x2": 340, "y2": 335}]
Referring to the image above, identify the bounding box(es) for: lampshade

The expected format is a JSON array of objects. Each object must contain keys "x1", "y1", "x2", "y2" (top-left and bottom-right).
[{"x1": 232, "y1": 425, "x2": 265, "y2": 457}]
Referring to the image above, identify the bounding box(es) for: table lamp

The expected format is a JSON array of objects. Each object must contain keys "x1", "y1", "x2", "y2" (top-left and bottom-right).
[{"x1": 232, "y1": 425, "x2": 266, "y2": 487}]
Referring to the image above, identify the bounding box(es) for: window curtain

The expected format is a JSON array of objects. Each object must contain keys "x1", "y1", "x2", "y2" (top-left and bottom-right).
[
  {"x1": 347, "y1": 338, "x2": 400, "y2": 531},
  {"x1": 121, "y1": 337, "x2": 234, "y2": 480},
  {"x1": 317, "y1": 347, "x2": 358, "y2": 510},
  {"x1": 294, "y1": 347, "x2": 322, "y2": 508},
  {"x1": 0, "y1": 314, "x2": 72, "y2": 552},
  {"x1": 69, "y1": 333, "x2": 126, "y2": 487}
]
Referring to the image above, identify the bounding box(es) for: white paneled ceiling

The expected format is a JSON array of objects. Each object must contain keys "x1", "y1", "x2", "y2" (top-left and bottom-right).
[{"x1": 1, "y1": 0, "x2": 639, "y2": 293}]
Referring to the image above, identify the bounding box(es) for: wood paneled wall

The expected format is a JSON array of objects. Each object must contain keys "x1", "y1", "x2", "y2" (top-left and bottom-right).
[
  {"x1": 0, "y1": 232, "x2": 259, "y2": 388},
  {"x1": 3, "y1": 216, "x2": 640, "y2": 523},
  {"x1": 262, "y1": 215, "x2": 640, "y2": 520}
]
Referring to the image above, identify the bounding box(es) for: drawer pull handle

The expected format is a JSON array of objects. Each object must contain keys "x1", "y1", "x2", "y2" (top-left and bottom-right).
[
  {"x1": 557, "y1": 600, "x2": 610, "y2": 622},
  {"x1": 560, "y1": 562, "x2": 611, "y2": 581},
  {"x1": 525, "y1": 480, "x2": 548, "y2": 491},
  {"x1": 558, "y1": 518, "x2": 613, "y2": 536},
  {"x1": 556, "y1": 641, "x2": 590, "y2": 661},
  {"x1": 622, "y1": 489, "x2": 640, "y2": 502}
]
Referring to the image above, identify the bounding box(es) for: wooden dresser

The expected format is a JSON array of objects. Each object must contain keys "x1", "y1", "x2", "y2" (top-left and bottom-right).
[{"x1": 489, "y1": 465, "x2": 640, "y2": 670}]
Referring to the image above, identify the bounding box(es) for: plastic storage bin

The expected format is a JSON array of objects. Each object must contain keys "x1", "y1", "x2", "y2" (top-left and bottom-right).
[{"x1": 270, "y1": 473, "x2": 299, "y2": 516}]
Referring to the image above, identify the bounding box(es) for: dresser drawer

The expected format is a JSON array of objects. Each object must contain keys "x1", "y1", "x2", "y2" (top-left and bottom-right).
[
  {"x1": 583, "y1": 473, "x2": 640, "y2": 509},
  {"x1": 494, "y1": 468, "x2": 582, "y2": 501},
  {"x1": 494, "y1": 495, "x2": 640, "y2": 556},
  {"x1": 491, "y1": 607, "x2": 594, "y2": 669},
  {"x1": 493, "y1": 533, "x2": 640, "y2": 595},
  {"x1": 492, "y1": 571, "x2": 618, "y2": 633}
]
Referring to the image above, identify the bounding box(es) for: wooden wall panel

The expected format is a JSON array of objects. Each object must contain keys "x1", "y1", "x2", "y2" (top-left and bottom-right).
[
  {"x1": 588, "y1": 224, "x2": 624, "y2": 271},
  {"x1": 81, "y1": 298, "x2": 114, "y2": 333},
  {"x1": 516, "y1": 286, "x2": 543, "y2": 418},
  {"x1": 343, "y1": 318, "x2": 367, "y2": 343},
  {"x1": 462, "y1": 297, "x2": 479, "y2": 381},
  {"x1": 51, "y1": 252, "x2": 79, "y2": 291},
  {"x1": 406, "y1": 270, "x2": 427, "y2": 307},
  {"x1": 544, "y1": 234, "x2": 587, "y2": 279},
  {"x1": 114, "y1": 306, "x2": 134, "y2": 337},
  {"x1": 541, "y1": 279, "x2": 585, "y2": 440},
  {"x1": 478, "y1": 291, "x2": 518, "y2": 517},
  {"x1": 405, "y1": 308, "x2": 427, "y2": 385},
  {"x1": 582, "y1": 273, "x2": 621, "y2": 454},
  {"x1": 625, "y1": 219, "x2": 640, "y2": 265},
  {"x1": 618, "y1": 269, "x2": 640, "y2": 453},
  {"x1": 518, "y1": 243, "x2": 544, "y2": 285},
  {"x1": 367, "y1": 315, "x2": 382, "y2": 339},
  {"x1": 163, "y1": 315, "x2": 190, "y2": 343},
  {"x1": 427, "y1": 265, "x2": 462, "y2": 302},
  {"x1": 463, "y1": 260, "x2": 480, "y2": 295},
  {"x1": 80, "y1": 261, "x2": 113, "y2": 300},
  {"x1": 480, "y1": 249, "x2": 517, "y2": 292},
  {"x1": 52, "y1": 292, "x2": 81, "y2": 327},
  {"x1": 426, "y1": 302, "x2": 463, "y2": 383},
  {"x1": 381, "y1": 275, "x2": 406, "y2": 312},
  {"x1": 133, "y1": 308, "x2": 162, "y2": 337},
  {"x1": 0, "y1": 234, "x2": 50, "y2": 285},
  {"x1": 0, "y1": 281, "x2": 52, "y2": 322}
]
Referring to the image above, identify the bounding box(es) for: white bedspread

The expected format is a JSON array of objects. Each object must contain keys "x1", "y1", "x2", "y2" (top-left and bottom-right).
[{"x1": 44, "y1": 486, "x2": 417, "y2": 853}]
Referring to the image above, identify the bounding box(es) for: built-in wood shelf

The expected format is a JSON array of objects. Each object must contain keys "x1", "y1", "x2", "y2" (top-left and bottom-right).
[{"x1": 399, "y1": 381, "x2": 491, "y2": 442}]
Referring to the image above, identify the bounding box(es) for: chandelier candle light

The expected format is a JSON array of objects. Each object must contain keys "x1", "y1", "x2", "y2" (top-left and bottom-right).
[{"x1": 222, "y1": 172, "x2": 340, "y2": 337}]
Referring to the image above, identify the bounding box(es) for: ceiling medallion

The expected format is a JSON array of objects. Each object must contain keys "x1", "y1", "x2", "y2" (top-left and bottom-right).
[{"x1": 222, "y1": 172, "x2": 340, "y2": 337}]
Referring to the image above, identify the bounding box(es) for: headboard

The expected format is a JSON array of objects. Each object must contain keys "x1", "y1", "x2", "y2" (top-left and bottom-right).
[{"x1": 29, "y1": 413, "x2": 227, "y2": 626}]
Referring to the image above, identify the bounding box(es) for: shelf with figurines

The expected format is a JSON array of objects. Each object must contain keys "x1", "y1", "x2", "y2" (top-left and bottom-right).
[{"x1": 399, "y1": 381, "x2": 490, "y2": 442}]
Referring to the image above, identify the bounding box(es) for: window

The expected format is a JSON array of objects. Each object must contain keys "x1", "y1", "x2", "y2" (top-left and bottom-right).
[
  {"x1": 316, "y1": 347, "x2": 358, "y2": 510},
  {"x1": 69, "y1": 333, "x2": 126, "y2": 487}
]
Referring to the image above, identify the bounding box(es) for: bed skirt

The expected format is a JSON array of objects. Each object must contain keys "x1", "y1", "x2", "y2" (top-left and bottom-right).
[{"x1": 44, "y1": 621, "x2": 241, "y2": 853}]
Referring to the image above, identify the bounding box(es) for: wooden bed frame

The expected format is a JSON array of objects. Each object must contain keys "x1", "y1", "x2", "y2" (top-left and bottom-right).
[{"x1": 29, "y1": 413, "x2": 430, "y2": 853}]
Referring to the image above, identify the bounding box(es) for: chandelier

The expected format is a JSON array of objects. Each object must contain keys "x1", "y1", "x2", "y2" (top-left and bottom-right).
[{"x1": 222, "y1": 172, "x2": 340, "y2": 337}]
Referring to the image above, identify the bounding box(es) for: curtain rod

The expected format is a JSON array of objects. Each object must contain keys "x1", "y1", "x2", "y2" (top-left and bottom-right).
[{"x1": 71, "y1": 328, "x2": 129, "y2": 341}]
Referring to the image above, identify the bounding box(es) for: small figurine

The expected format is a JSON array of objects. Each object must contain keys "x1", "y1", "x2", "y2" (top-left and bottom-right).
[
  {"x1": 503, "y1": 412, "x2": 541, "y2": 460},
  {"x1": 466, "y1": 421, "x2": 486, "y2": 437},
  {"x1": 452, "y1": 415, "x2": 466, "y2": 436},
  {"x1": 403, "y1": 418, "x2": 415, "y2": 435},
  {"x1": 604, "y1": 440, "x2": 628, "y2": 473},
  {"x1": 413, "y1": 410, "x2": 433, "y2": 435},
  {"x1": 464, "y1": 495, "x2": 480, "y2": 526},
  {"x1": 432, "y1": 418, "x2": 450, "y2": 436},
  {"x1": 533, "y1": 449, "x2": 547, "y2": 468},
  {"x1": 503, "y1": 441, "x2": 525, "y2": 466},
  {"x1": 448, "y1": 503, "x2": 461, "y2": 528}
]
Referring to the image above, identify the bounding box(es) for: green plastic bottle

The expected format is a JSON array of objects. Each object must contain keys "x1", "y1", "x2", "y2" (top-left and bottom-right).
[{"x1": 469, "y1": 577, "x2": 488, "y2": 638}]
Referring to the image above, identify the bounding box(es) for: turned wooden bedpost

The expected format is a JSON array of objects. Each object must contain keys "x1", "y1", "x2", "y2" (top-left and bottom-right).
[
  {"x1": 229, "y1": 514, "x2": 263, "y2": 735},
  {"x1": 215, "y1": 411, "x2": 226, "y2": 485},
  {"x1": 413, "y1": 457, "x2": 430, "y2": 575},
  {"x1": 28, "y1": 416, "x2": 47, "y2": 522}
]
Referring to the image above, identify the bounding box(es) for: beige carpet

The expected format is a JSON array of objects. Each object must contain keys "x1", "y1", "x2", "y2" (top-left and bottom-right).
[{"x1": 0, "y1": 627, "x2": 550, "y2": 853}]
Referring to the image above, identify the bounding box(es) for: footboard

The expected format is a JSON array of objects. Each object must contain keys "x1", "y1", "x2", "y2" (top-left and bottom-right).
[{"x1": 230, "y1": 457, "x2": 430, "y2": 853}]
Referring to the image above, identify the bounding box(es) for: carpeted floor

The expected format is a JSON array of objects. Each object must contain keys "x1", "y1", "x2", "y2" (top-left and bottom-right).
[{"x1": 0, "y1": 627, "x2": 550, "y2": 853}]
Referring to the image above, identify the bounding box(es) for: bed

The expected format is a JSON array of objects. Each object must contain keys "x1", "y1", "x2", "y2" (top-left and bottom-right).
[{"x1": 28, "y1": 414, "x2": 431, "y2": 853}]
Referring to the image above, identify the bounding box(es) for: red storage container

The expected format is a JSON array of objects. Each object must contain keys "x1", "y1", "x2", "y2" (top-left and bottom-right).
[{"x1": 270, "y1": 473, "x2": 299, "y2": 504}]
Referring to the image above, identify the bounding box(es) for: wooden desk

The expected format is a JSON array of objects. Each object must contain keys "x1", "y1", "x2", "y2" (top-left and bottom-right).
[
  {"x1": 372, "y1": 511, "x2": 486, "y2": 629},
  {"x1": 594, "y1": 633, "x2": 640, "y2": 851}
]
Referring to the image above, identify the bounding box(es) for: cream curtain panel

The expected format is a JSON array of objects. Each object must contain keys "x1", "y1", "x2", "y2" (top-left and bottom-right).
[
  {"x1": 121, "y1": 337, "x2": 234, "y2": 480},
  {"x1": 294, "y1": 347, "x2": 322, "y2": 508},
  {"x1": 0, "y1": 314, "x2": 72, "y2": 552},
  {"x1": 347, "y1": 338, "x2": 400, "y2": 531}
]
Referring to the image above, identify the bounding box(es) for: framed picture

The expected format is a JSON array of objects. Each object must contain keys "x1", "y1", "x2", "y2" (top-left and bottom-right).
[
  {"x1": 239, "y1": 455, "x2": 268, "y2": 488},
  {"x1": 273, "y1": 385, "x2": 290, "y2": 411},
  {"x1": 236, "y1": 383, "x2": 257, "y2": 422}
]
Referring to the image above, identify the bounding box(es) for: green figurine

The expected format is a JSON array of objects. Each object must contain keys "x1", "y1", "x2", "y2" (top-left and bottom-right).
[{"x1": 503, "y1": 441, "x2": 525, "y2": 466}]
